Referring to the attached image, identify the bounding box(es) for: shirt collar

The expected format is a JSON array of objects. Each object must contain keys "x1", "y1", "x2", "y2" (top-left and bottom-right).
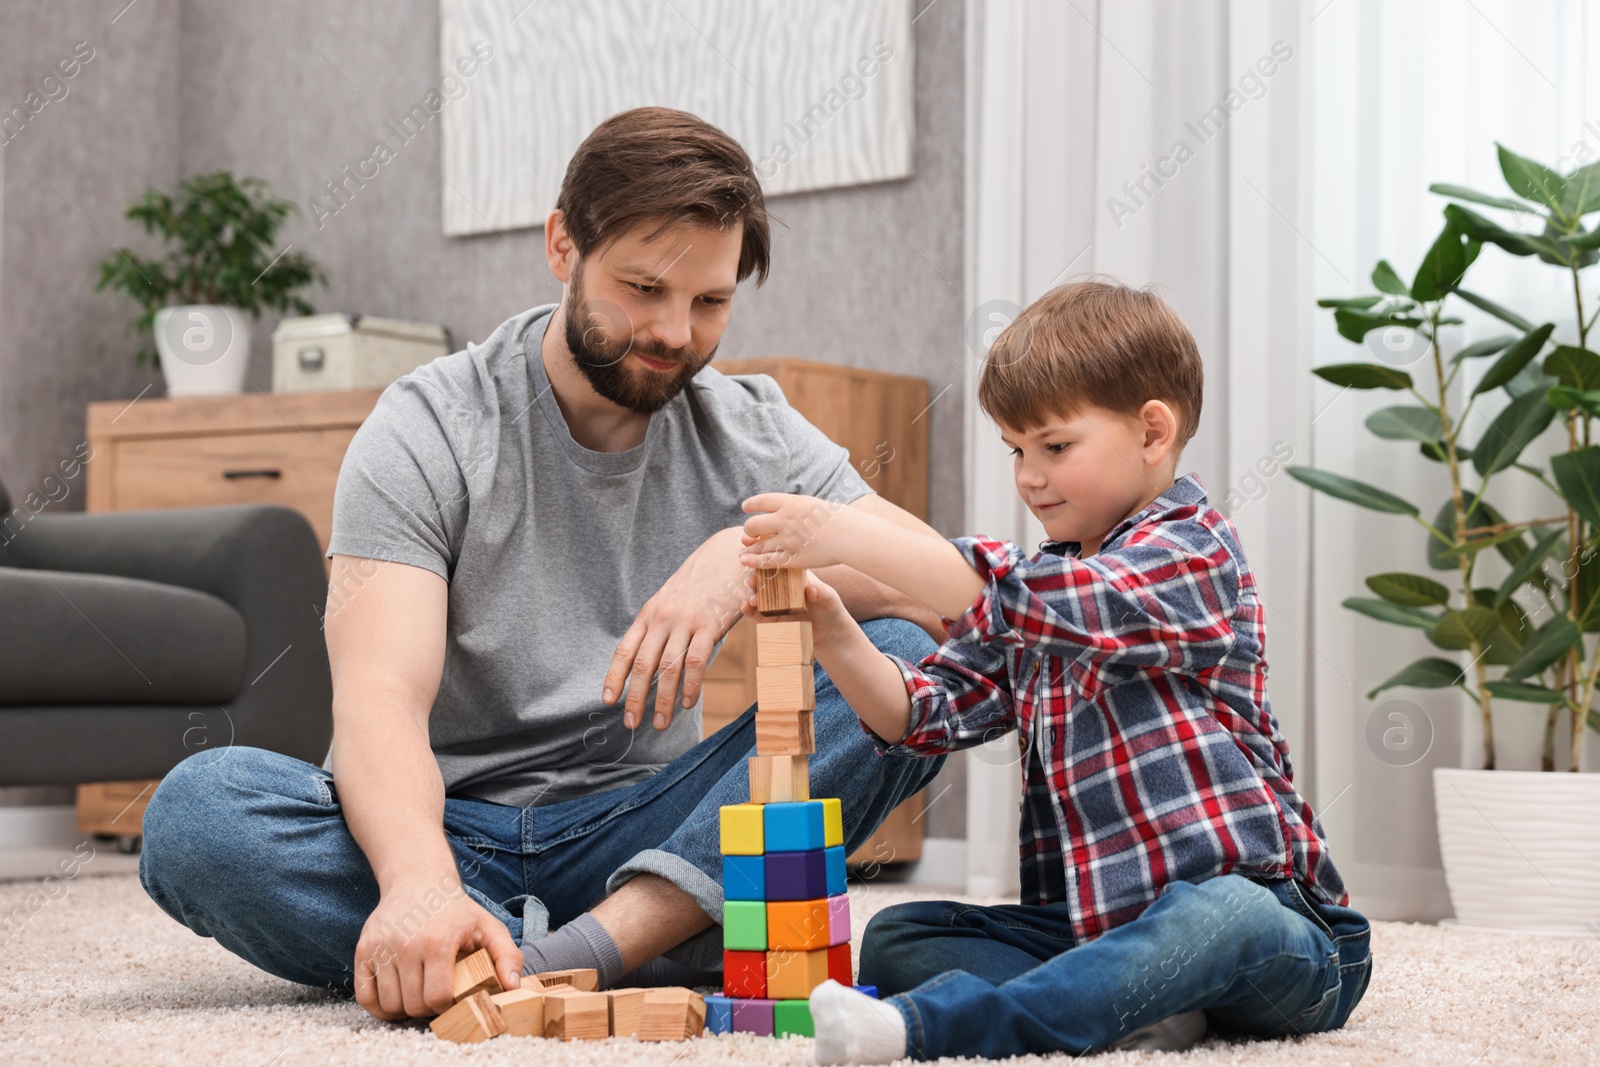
[{"x1": 1041, "y1": 472, "x2": 1209, "y2": 556}]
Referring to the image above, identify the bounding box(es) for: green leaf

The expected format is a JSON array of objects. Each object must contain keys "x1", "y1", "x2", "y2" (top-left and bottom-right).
[
  {"x1": 1343, "y1": 597, "x2": 1440, "y2": 630},
  {"x1": 1331, "y1": 308, "x2": 1426, "y2": 344},
  {"x1": 1366, "y1": 572, "x2": 1451, "y2": 607},
  {"x1": 1484, "y1": 680, "x2": 1569, "y2": 704},
  {"x1": 1444, "y1": 204, "x2": 1564, "y2": 260},
  {"x1": 1428, "y1": 607, "x2": 1502, "y2": 650},
  {"x1": 1473, "y1": 390, "x2": 1556, "y2": 477},
  {"x1": 1552, "y1": 446, "x2": 1600, "y2": 530},
  {"x1": 1451, "y1": 335, "x2": 1516, "y2": 363},
  {"x1": 1286, "y1": 467, "x2": 1420, "y2": 515},
  {"x1": 1366, "y1": 657, "x2": 1468, "y2": 699},
  {"x1": 1316, "y1": 295, "x2": 1385, "y2": 310},
  {"x1": 1567, "y1": 225, "x2": 1600, "y2": 250},
  {"x1": 1498, "y1": 143, "x2": 1568, "y2": 217},
  {"x1": 1429, "y1": 496, "x2": 1528, "y2": 570},
  {"x1": 1548, "y1": 385, "x2": 1600, "y2": 418},
  {"x1": 1472, "y1": 323, "x2": 1555, "y2": 396},
  {"x1": 1503, "y1": 616, "x2": 1582, "y2": 680},
  {"x1": 1544, "y1": 346, "x2": 1600, "y2": 391},
  {"x1": 1494, "y1": 526, "x2": 1564, "y2": 606},
  {"x1": 1372, "y1": 260, "x2": 1409, "y2": 296},
  {"x1": 1564, "y1": 160, "x2": 1600, "y2": 217},
  {"x1": 1454, "y1": 288, "x2": 1536, "y2": 332},
  {"x1": 1420, "y1": 440, "x2": 1472, "y2": 464},
  {"x1": 1366, "y1": 406, "x2": 1444, "y2": 442},
  {"x1": 1412, "y1": 219, "x2": 1476, "y2": 301},
  {"x1": 1429, "y1": 182, "x2": 1540, "y2": 214},
  {"x1": 1572, "y1": 546, "x2": 1600, "y2": 632},
  {"x1": 1312, "y1": 363, "x2": 1414, "y2": 390}
]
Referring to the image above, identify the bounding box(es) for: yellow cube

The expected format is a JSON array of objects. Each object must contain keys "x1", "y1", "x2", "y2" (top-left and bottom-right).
[
  {"x1": 820, "y1": 797, "x2": 843, "y2": 849},
  {"x1": 766, "y1": 947, "x2": 831, "y2": 999},
  {"x1": 720, "y1": 803, "x2": 765, "y2": 856}
]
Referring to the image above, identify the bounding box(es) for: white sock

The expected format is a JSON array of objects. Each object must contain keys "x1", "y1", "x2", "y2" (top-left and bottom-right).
[{"x1": 810, "y1": 979, "x2": 907, "y2": 1065}]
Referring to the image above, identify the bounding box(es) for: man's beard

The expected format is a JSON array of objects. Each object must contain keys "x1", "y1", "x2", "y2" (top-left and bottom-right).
[{"x1": 562, "y1": 270, "x2": 714, "y2": 414}]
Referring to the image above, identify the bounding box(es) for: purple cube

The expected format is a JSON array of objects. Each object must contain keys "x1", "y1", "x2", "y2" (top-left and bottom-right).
[
  {"x1": 765, "y1": 849, "x2": 828, "y2": 901},
  {"x1": 732, "y1": 997, "x2": 777, "y2": 1035}
]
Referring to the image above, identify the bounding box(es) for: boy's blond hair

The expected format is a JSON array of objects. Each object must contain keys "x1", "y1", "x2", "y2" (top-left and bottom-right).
[{"x1": 978, "y1": 279, "x2": 1204, "y2": 446}]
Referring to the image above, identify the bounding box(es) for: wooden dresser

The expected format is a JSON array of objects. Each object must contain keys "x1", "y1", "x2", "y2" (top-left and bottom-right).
[{"x1": 84, "y1": 358, "x2": 932, "y2": 864}]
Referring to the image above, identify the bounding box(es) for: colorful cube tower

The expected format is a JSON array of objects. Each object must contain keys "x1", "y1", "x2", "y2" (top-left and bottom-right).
[{"x1": 706, "y1": 567, "x2": 871, "y2": 1038}]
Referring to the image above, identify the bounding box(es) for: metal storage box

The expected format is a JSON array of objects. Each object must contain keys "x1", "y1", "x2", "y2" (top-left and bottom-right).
[{"x1": 272, "y1": 314, "x2": 450, "y2": 393}]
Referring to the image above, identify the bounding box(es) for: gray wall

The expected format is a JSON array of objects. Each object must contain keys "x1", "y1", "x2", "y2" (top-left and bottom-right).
[{"x1": 0, "y1": 1, "x2": 968, "y2": 837}]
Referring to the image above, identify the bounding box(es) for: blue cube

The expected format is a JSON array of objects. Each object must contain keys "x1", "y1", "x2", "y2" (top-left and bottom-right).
[
  {"x1": 765, "y1": 801, "x2": 826, "y2": 852},
  {"x1": 825, "y1": 845, "x2": 847, "y2": 896},
  {"x1": 724, "y1": 854, "x2": 766, "y2": 901},
  {"x1": 855, "y1": 985, "x2": 879, "y2": 999},
  {"x1": 705, "y1": 994, "x2": 734, "y2": 1034}
]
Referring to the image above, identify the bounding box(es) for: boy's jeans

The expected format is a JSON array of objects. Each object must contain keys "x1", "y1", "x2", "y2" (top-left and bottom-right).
[
  {"x1": 139, "y1": 618, "x2": 942, "y2": 990},
  {"x1": 859, "y1": 873, "x2": 1372, "y2": 1059}
]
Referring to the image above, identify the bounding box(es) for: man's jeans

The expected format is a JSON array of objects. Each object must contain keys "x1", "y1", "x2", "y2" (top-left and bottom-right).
[
  {"x1": 139, "y1": 618, "x2": 942, "y2": 991},
  {"x1": 859, "y1": 873, "x2": 1372, "y2": 1060}
]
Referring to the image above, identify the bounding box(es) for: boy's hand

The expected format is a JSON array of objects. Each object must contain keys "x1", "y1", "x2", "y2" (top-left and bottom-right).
[
  {"x1": 738, "y1": 568, "x2": 856, "y2": 652},
  {"x1": 740, "y1": 492, "x2": 858, "y2": 571}
]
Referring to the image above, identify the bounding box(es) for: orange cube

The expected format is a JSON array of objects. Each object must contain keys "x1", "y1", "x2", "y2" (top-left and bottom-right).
[
  {"x1": 767, "y1": 899, "x2": 831, "y2": 951},
  {"x1": 766, "y1": 947, "x2": 830, "y2": 1000}
]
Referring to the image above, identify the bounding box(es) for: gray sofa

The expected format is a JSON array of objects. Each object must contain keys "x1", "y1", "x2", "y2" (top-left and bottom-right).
[{"x1": 0, "y1": 477, "x2": 333, "y2": 786}]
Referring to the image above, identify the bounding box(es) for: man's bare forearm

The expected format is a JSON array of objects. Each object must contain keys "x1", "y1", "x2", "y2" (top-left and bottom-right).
[{"x1": 332, "y1": 693, "x2": 457, "y2": 892}]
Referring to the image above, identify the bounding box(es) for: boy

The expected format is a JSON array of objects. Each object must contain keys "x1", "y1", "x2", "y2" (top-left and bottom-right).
[{"x1": 737, "y1": 280, "x2": 1370, "y2": 1064}]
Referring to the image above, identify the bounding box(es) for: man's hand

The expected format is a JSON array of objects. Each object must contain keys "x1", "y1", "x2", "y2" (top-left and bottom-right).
[
  {"x1": 353, "y1": 878, "x2": 523, "y2": 1020},
  {"x1": 739, "y1": 492, "x2": 868, "y2": 571},
  {"x1": 603, "y1": 525, "x2": 747, "y2": 731}
]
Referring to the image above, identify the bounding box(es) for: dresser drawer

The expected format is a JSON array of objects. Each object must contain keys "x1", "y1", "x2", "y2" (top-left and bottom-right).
[{"x1": 108, "y1": 428, "x2": 356, "y2": 550}]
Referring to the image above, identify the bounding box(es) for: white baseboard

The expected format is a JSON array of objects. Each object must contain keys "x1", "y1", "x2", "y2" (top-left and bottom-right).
[
  {"x1": 1342, "y1": 861, "x2": 1453, "y2": 923},
  {"x1": 0, "y1": 805, "x2": 77, "y2": 849}
]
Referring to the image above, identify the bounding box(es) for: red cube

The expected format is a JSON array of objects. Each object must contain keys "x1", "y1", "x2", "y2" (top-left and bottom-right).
[
  {"x1": 827, "y1": 942, "x2": 853, "y2": 987},
  {"x1": 724, "y1": 948, "x2": 767, "y2": 999}
]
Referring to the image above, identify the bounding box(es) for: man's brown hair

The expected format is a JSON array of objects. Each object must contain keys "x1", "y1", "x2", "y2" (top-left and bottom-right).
[
  {"x1": 978, "y1": 279, "x2": 1204, "y2": 446},
  {"x1": 555, "y1": 107, "x2": 771, "y2": 286}
]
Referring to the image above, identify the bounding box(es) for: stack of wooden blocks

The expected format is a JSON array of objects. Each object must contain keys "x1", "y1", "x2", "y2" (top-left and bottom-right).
[
  {"x1": 704, "y1": 568, "x2": 879, "y2": 1037},
  {"x1": 429, "y1": 954, "x2": 705, "y2": 1043}
]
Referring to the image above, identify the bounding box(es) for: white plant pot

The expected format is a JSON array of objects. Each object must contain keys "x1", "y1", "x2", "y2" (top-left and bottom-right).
[
  {"x1": 154, "y1": 304, "x2": 251, "y2": 396},
  {"x1": 1434, "y1": 767, "x2": 1600, "y2": 934}
]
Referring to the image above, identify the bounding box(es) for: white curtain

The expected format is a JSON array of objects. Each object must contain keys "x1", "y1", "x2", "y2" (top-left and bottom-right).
[{"x1": 963, "y1": 0, "x2": 1596, "y2": 918}]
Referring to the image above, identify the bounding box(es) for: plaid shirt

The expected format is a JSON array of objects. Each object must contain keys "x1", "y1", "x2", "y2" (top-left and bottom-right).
[{"x1": 876, "y1": 473, "x2": 1347, "y2": 942}]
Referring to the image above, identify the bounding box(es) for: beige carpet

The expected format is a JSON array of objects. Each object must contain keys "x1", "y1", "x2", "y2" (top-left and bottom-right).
[{"x1": 1, "y1": 870, "x2": 1595, "y2": 1066}]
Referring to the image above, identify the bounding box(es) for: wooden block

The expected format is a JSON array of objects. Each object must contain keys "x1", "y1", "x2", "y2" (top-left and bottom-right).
[
  {"x1": 490, "y1": 987, "x2": 545, "y2": 1037},
  {"x1": 452, "y1": 948, "x2": 502, "y2": 1001},
  {"x1": 542, "y1": 986, "x2": 610, "y2": 1040},
  {"x1": 757, "y1": 567, "x2": 808, "y2": 615},
  {"x1": 531, "y1": 967, "x2": 598, "y2": 992},
  {"x1": 749, "y1": 754, "x2": 810, "y2": 803},
  {"x1": 756, "y1": 619, "x2": 814, "y2": 665},
  {"x1": 637, "y1": 987, "x2": 706, "y2": 1041},
  {"x1": 607, "y1": 988, "x2": 649, "y2": 1037},
  {"x1": 756, "y1": 663, "x2": 816, "y2": 713},
  {"x1": 430, "y1": 989, "x2": 507, "y2": 1043},
  {"x1": 766, "y1": 947, "x2": 831, "y2": 1000},
  {"x1": 756, "y1": 710, "x2": 815, "y2": 756}
]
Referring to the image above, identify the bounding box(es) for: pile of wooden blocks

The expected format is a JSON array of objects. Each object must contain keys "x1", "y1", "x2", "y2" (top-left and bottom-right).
[
  {"x1": 704, "y1": 567, "x2": 879, "y2": 1037},
  {"x1": 429, "y1": 953, "x2": 705, "y2": 1043}
]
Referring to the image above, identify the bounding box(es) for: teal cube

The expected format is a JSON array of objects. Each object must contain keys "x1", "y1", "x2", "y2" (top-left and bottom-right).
[
  {"x1": 774, "y1": 998, "x2": 815, "y2": 1037},
  {"x1": 724, "y1": 900, "x2": 767, "y2": 950}
]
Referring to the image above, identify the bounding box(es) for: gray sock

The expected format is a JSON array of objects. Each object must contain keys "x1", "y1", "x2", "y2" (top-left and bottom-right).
[{"x1": 519, "y1": 913, "x2": 626, "y2": 988}]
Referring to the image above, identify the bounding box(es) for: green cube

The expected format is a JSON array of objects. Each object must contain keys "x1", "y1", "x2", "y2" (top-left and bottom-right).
[
  {"x1": 724, "y1": 900, "x2": 767, "y2": 950},
  {"x1": 774, "y1": 998, "x2": 814, "y2": 1037}
]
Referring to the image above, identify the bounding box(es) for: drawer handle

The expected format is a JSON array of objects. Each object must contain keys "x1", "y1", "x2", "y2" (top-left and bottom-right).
[
  {"x1": 222, "y1": 469, "x2": 283, "y2": 480},
  {"x1": 298, "y1": 345, "x2": 326, "y2": 371}
]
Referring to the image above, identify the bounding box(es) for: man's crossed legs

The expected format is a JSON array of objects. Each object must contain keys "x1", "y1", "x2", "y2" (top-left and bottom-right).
[{"x1": 139, "y1": 618, "x2": 943, "y2": 994}]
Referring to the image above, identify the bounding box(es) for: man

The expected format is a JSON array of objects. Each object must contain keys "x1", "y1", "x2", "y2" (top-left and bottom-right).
[{"x1": 139, "y1": 107, "x2": 945, "y2": 1021}]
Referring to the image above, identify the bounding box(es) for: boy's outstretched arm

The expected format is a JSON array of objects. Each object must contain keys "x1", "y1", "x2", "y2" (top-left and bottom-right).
[{"x1": 741, "y1": 493, "x2": 984, "y2": 621}]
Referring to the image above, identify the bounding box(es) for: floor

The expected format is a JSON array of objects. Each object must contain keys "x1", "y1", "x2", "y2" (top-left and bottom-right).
[{"x1": 2, "y1": 868, "x2": 1596, "y2": 1066}]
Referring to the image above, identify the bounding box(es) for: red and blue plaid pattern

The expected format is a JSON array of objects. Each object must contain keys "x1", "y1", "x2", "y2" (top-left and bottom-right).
[{"x1": 874, "y1": 473, "x2": 1347, "y2": 942}]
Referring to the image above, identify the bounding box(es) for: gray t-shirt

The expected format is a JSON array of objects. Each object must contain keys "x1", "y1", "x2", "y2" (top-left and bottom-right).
[{"x1": 326, "y1": 304, "x2": 871, "y2": 807}]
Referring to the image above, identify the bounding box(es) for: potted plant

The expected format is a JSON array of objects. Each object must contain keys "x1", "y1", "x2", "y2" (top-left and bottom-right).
[
  {"x1": 1289, "y1": 143, "x2": 1600, "y2": 934},
  {"x1": 95, "y1": 171, "x2": 326, "y2": 396}
]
